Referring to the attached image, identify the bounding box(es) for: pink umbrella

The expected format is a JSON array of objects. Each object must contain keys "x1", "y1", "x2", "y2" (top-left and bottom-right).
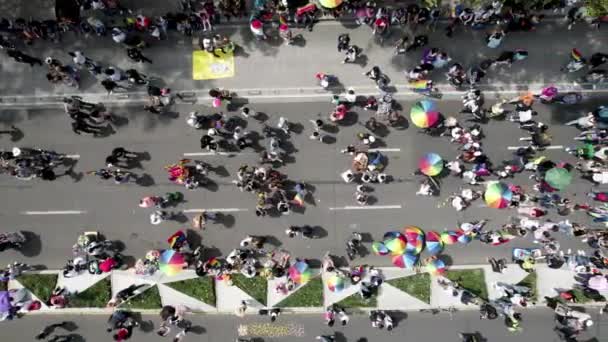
[{"x1": 588, "y1": 275, "x2": 608, "y2": 291}]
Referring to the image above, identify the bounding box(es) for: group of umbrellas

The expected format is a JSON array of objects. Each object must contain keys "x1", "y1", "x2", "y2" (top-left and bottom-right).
[
  {"x1": 287, "y1": 260, "x2": 348, "y2": 293},
  {"x1": 372, "y1": 227, "x2": 447, "y2": 275}
]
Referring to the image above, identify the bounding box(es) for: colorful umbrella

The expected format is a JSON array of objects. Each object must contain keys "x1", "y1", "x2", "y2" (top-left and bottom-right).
[
  {"x1": 410, "y1": 100, "x2": 440, "y2": 128},
  {"x1": 588, "y1": 275, "x2": 608, "y2": 291},
  {"x1": 159, "y1": 249, "x2": 187, "y2": 276},
  {"x1": 425, "y1": 231, "x2": 444, "y2": 255},
  {"x1": 426, "y1": 258, "x2": 446, "y2": 275},
  {"x1": 327, "y1": 274, "x2": 346, "y2": 292},
  {"x1": 371, "y1": 241, "x2": 390, "y2": 256},
  {"x1": 383, "y1": 231, "x2": 401, "y2": 240},
  {"x1": 545, "y1": 167, "x2": 572, "y2": 190},
  {"x1": 457, "y1": 232, "x2": 472, "y2": 244},
  {"x1": 419, "y1": 153, "x2": 444, "y2": 176},
  {"x1": 288, "y1": 261, "x2": 312, "y2": 284},
  {"x1": 403, "y1": 226, "x2": 425, "y2": 255},
  {"x1": 392, "y1": 252, "x2": 419, "y2": 269},
  {"x1": 384, "y1": 233, "x2": 407, "y2": 255},
  {"x1": 441, "y1": 230, "x2": 461, "y2": 245},
  {"x1": 319, "y1": 0, "x2": 343, "y2": 9},
  {"x1": 484, "y1": 181, "x2": 513, "y2": 209}
]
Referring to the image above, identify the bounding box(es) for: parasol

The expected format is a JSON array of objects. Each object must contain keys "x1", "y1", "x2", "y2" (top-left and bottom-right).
[
  {"x1": 588, "y1": 275, "x2": 608, "y2": 291},
  {"x1": 544, "y1": 167, "x2": 572, "y2": 190},
  {"x1": 327, "y1": 274, "x2": 346, "y2": 292},
  {"x1": 319, "y1": 0, "x2": 343, "y2": 9},
  {"x1": 371, "y1": 241, "x2": 390, "y2": 256},
  {"x1": 410, "y1": 100, "x2": 440, "y2": 128},
  {"x1": 383, "y1": 233, "x2": 407, "y2": 255},
  {"x1": 457, "y1": 232, "x2": 472, "y2": 244},
  {"x1": 167, "y1": 230, "x2": 188, "y2": 250},
  {"x1": 159, "y1": 250, "x2": 187, "y2": 276},
  {"x1": 419, "y1": 153, "x2": 444, "y2": 176},
  {"x1": 392, "y1": 252, "x2": 419, "y2": 269},
  {"x1": 441, "y1": 230, "x2": 461, "y2": 245},
  {"x1": 403, "y1": 226, "x2": 425, "y2": 255},
  {"x1": 288, "y1": 261, "x2": 312, "y2": 284},
  {"x1": 484, "y1": 181, "x2": 512, "y2": 209},
  {"x1": 425, "y1": 231, "x2": 444, "y2": 255},
  {"x1": 426, "y1": 258, "x2": 446, "y2": 275}
]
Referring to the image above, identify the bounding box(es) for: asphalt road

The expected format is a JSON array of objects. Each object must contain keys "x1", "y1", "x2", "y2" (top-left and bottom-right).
[
  {"x1": 0, "y1": 95, "x2": 605, "y2": 268},
  {"x1": 1, "y1": 308, "x2": 606, "y2": 342},
  {"x1": 0, "y1": 8, "x2": 606, "y2": 98}
]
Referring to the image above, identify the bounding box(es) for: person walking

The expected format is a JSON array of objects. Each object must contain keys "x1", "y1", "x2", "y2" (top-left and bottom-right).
[
  {"x1": 126, "y1": 48, "x2": 152, "y2": 64},
  {"x1": 6, "y1": 49, "x2": 42, "y2": 67}
]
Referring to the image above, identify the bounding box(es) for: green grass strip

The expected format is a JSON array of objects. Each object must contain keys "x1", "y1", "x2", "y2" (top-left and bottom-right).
[
  {"x1": 231, "y1": 274, "x2": 267, "y2": 306},
  {"x1": 69, "y1": 277, "x2": 112, "y2": 308},
  {"x1": 445, "y1": 269, "x2": 488, "y2": 300},
  {"x1": 275, "y1": 277, "x2": 323, "y2": 307},
  {"x1": 120, "y1": 285, "x2": 162, "y2": 309},
  {"x1": 337, "y1": 292, "x2": 377, "y2": 308},
  {"x1": 17, "y1": 273, "x2": 58, "y2": 302},
  {"x1": 166, "y1": 277, "x2": 216, "y2": 306},
  {"x1": 387, "y1": 273, "x2": 431, "y2": 304}
]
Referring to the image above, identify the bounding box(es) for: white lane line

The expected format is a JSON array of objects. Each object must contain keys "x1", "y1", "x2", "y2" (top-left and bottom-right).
[
  {"x1": 66, "y1": 154, "x2": 80, "y2": 159},
  {"x1": 183, "y1": 208, "x2": 249, "y2": 213},
  {"x1": 369, "y1": 148, "x2": 401, "y2": 152},
  {"x1": 507, "y1": 145, "x2": 565, "y2": 150},
  {"x1": 183, "y1": 152, "x2": 234, "y2": 156},
  {"x1": 21, "y1": 210, "x2": 87, "y2": 215},
  {"x1": 329, "y1": 205, "x2": 402, "y2": 210}
]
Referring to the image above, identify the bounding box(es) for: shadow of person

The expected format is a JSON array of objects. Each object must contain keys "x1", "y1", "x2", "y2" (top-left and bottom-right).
[
  {"x1": 188, "y1": 325, "x2": 206, "y2": 335},
  {"x1": 19, "y1": 230, "x2": 42, "y2": 257}
]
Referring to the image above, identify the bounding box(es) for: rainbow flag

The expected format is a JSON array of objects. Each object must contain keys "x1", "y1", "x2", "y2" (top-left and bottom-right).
[{"x1": 292, "y1": 193, "x2": 305, "y2": 206}]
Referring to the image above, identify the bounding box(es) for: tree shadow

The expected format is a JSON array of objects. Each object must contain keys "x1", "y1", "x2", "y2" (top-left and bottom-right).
[
  {"x1": 218, "y1": 213, "x2": 235, "y2": 228},
  {"x1": 20, "y1": 230, "x2": 41, "y2": 257}
]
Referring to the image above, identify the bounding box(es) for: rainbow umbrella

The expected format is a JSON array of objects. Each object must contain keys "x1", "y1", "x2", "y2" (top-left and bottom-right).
[
  {"x1": 159, "y1": 250, "x2": 187, "y2": 276},
  {"x1": 545, "y1": 167, "x2": 572, "y2": 190},
  {"x1": 410, "y1": 100, "x2": 440, "y2": 128},
  {"x1": 457, "y1": 232, "x2": 472, "y2": 244},
  {"x1": 425, "y1": 231, "x2": 444, "y2": 255},
  {"x1": 404, "y1": 226, "x2": 425, "y2": 255},
  {"x1": 392, "y1": 252, "x2": 419, "y2": 269},
  {"x1": 327, "y1": 274, "x2": 346, "y2": 292},
  {"x1": 289, "y1": 261, "x2": 312, "y2": 284},
  {"x1": 383, "y1": 231, "x2": 401, "y2": 240},
  {"x1": 319, "y1": 0, "x2": 343, "y2": 9},
  {"x1": 484, "y1": 181, "x2": 513, "y2": 209},
  {"x1": 426, "y1": 258, "x2": 446, "y2": 275},
  {"x1": 384, "y1": 233, "x2": 407, "y2": 255},
  {"x1": 441, "y1": 230, "x2": 461, "y2": 245},
  {"x1": 419, "y1": 153, "x2": 444, "y2": 176},
  {"x1": 372, "y1": 241, "x2": 390, "y2": 256}
]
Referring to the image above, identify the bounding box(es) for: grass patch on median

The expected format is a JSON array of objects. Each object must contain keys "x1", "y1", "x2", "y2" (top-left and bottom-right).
[
  {"x1": 275, "y1": 277, "x2": 324, "y2": 307},
  {"x1": 17, "y1": 273, "x2": 58, "y2": 302},
  {"x1": 166, "y1": 277, "x2": 216, "y2": 306},
  {"x1": 445, "y1": 269, "x2": 488, "y2": 300},
  {"x1": 337, "y1": 292, "x2": 377, "y2": 308},
  {"x1": 120, "y1": 285, "x2": 162, "y2": 310},
  {"x1": 231, "y1": 274, "x2": 267, "y2": 306},
  {"x1": 516, "y1": 272, "x2": 537, "y2": 302},
  {"x1": 387, "y1": 273, "x2": 431, "y2": 304},
  {"x1": 69, "y1": 278, "x2": 112, "y2": 308}
]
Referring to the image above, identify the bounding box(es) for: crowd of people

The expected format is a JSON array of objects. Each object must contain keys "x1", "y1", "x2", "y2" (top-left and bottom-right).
[{"x1": 1, "y1": 0, "x2": 608, "y2": 341}]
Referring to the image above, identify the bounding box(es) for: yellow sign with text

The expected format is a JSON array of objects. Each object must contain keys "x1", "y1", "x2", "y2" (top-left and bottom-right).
[{"x1": 192, "y1": 50, "x2": 235, "y2": 80}]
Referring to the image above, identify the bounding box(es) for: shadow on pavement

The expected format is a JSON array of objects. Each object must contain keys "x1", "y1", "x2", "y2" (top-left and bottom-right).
[{"x1": 20, "y1": 230, "x2": 42, "y2": 257}]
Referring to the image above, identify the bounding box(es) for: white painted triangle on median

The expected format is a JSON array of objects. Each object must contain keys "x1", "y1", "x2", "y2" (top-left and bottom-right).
[
  {"x1": 157, "y1": 283, "x2": 216, "y2": 312},
  {"x1": 536, "y1": 264, "x2": 578, "y2": 300},
  {"x1": 378, "y1": 282, "x2": 431, "y2": 310},
  {"x1": 267, "y1": 276, "x2": 290, "y2": 307},
  {"x1": 56, "y1": 272, "x2": 111, "y2": 295},
  {"x1": 215, "y1": 278, "x2": 263, "y2": 313},
  {"x1": 483, "y1": 265, "x2": 530, "y2": 300},
  {"x1": 111, "y1": 270, "x2": 156, "y2": 297}
]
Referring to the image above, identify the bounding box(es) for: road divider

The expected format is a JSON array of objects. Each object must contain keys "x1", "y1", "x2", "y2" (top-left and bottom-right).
[
  {"x1": 21, "y1": 210, "x2": 87, "y2": 215},
  {"x1": 183, "y1": 208, "x2": 248, "y2": 213},
  {"x1": 329, "y1": 204, "x2": 402, "y2": 211}
]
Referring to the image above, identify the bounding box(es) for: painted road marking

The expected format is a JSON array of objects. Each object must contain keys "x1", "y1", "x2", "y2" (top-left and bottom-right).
[
  {"x1": 237, "y1": 323, "x2": 305, "y2": 337},
  {"x1": 22, "y1": 210, "x2": 87, "y2": 215},
  {"x1": 329, "y1": 204, "x2": 402, "y2": 210},
  {"x1": 66, "y1": 154, "x2": 80, "y2": 159},
  {"x1": 183, "y1": 152, "x2": 236, "y2": 156},
  {"x1": 507, "y1": 145, "x2": 564, "y2": 150},
  {"x1": 183, "y1": 208, "x2": 248, "y2": 213},
  {"x1": 369, "y1": 148, "x2": 401, "y2": 152}
]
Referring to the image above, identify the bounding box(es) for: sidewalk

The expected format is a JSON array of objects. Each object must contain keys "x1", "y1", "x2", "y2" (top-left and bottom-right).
[{"x1": 7, "y1": 263, "x2": 606, "y2": 314}]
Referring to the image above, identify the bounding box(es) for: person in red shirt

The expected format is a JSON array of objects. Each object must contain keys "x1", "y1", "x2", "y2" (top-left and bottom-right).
[{"x1": 113, "y1": 326, "x2": 132, "y2": 341}]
